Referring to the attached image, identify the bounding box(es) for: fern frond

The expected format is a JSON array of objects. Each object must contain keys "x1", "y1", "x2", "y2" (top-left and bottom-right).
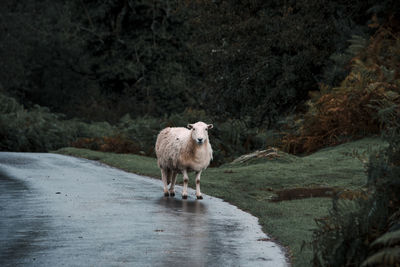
[
  {"x1": 370, "y1": 229, "x2": 400, "y2": 249},
  {"x1": 347, "y1": 35, "x2": 368, "y2": 56},
  {"x1": 361, "y1": 247, "x2": 400, "y2": 267}
]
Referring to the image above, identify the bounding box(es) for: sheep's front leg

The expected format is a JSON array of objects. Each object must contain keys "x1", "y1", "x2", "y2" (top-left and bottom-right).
[
  {"x1": 161, "y1": 169, "x2": 169, "y2": 197},
  {"x1": 182, "y1": 169, "x2": 189, "y2": 199},
  {"x1": 195, "y1": 171, "x2": 203, "y2": 199},
  {"x1": 169, "y1": 171, "x2": 177, "y2": 197}
]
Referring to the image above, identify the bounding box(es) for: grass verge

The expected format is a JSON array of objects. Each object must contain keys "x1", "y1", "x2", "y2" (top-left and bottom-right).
[{"x1": 55, "y1": 137, "x2": 386, "y2": 266}]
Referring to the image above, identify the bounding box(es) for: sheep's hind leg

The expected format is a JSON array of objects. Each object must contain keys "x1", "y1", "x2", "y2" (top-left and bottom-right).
[
  {"x1": 182, "y1": 169, "x2": 189, "y2": 199},
  {"x1": 195, "y1": 171, "x2": 203, "y2": 200},
  {"x1": 161, "y1": 169, "x2": 169, "y2": 197},
  {"x1": 169, "y1": 171, "x2": 177, "y2": 197}
]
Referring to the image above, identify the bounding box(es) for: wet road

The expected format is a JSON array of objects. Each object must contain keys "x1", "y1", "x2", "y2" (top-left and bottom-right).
[{"x1": 0, "y1": 152, "x2": 287, "y2": 266}]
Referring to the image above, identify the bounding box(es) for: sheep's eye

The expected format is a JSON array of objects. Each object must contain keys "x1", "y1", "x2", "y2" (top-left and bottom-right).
[{"x1": 193, "y1": 128, "x2": 196, "y2": 131}]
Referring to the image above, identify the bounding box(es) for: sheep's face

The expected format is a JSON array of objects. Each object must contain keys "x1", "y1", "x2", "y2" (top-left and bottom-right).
[{"x1": 187, "y1": 122, "x2": 213, "y2": 145}]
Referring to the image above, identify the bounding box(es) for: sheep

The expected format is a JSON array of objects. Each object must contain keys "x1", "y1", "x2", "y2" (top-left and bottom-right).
[{"x1": 155, "y1": 121, "x2": 213, "y2": 199}]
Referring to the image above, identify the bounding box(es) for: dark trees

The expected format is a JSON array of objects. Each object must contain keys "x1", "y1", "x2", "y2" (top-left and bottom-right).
[{"x1": 1, "y1": 0, "x2": 395, "y2": 126}]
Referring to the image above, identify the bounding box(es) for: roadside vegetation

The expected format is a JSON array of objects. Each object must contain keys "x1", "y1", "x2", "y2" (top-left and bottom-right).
[{"x1": 56, "y1": 137, "x2": 386, "y2": 266}]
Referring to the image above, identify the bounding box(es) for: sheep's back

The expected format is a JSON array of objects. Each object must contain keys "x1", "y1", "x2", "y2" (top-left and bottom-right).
[{"x1": 155, "y1": 127, "x2": 190, "y2": 170}]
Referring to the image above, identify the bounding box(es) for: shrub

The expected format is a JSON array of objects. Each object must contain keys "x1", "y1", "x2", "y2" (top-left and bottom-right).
[
  {"x1": 282, "y1": 21, "x2": 400, "y2": 154},
  {"x1": 311, "y1": 117, "x2": 400, "y2": 266},
  {"x1": 114, "y1": 111, "x2": 270, "y2": 165},
  {"x1": 0, "y1": 92, "x2": 114, "y2": 152},
  {"x1": 0, "y1": 93, "x2": 272, "y2": 165},
  {"x1": 73, "y1": 109, "x2": 274, "y2": 165},
  {"x1": 71, "y1": 135, "x2": 141, "y2": 154},
  {"x1": 310, "y1": 18, "x2": 400, "y2": 266}
]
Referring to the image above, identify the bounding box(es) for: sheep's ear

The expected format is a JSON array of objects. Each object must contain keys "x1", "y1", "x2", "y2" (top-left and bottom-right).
[
  {"x1": 207, "y1": 124, "x2": 213, "y2": 129},
  {"x1": 187, "y1": 124, "x2": 193, "y2": 129}
]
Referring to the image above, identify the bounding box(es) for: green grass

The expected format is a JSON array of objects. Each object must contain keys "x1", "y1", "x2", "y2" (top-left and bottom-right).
[{"x1": 55, "y1": 137, "x2": 386, "y2": 266}]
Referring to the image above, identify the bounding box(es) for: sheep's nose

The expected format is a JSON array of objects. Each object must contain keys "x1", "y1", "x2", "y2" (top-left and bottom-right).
[{"x1": 197, "y1": 138, "x2": 203, "y2": 143}]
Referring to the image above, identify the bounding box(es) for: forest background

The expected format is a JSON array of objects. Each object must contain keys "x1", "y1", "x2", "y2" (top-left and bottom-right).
[{"x1": 1, "y1": 0, "x2": 397, "y2": 164}]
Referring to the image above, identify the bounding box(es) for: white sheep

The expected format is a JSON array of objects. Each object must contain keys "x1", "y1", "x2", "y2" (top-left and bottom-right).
[{"x1": 155, "y1": 121, "x2": 213, "y2": 199}]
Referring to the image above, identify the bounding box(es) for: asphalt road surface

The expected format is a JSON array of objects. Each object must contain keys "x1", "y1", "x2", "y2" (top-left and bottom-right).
[{"x1": 0, "y1": 152, "x2": 287, "y2": 267}]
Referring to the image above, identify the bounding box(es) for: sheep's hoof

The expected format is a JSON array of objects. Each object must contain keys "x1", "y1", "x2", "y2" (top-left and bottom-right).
[
  {"x1": 169, "y1": 192, "x2": 175, "y2": 197},
  {"x1": 164, "y1": 192, "x2": 170, "y2": 197},
  {"x1": 182, "y1": 195, "x2": 188, "y2": 199},
  {"x1": 196, "y1": 195, "x2": 203, "y2": 200}
]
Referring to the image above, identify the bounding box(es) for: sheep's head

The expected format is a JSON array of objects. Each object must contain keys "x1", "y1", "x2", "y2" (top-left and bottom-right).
[{"x1": 187, "y1": 121, "x2": 213, "y2": 145}]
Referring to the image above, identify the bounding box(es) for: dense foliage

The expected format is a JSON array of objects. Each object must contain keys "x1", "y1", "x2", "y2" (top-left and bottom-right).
[
  {"x1": 1, "y1": 0, "x2": 393, "y2": 124},
  {"x1": 0, "y1": 92, "x2": 114, "y2": 152},
  {"x1": 0, "y1": 91, "x2": 271, "y2": 164},
  {"x1": 2, "y1": 0, "x2": 398, "y2": 164},
  {"x1": 311, "y1": 119, "x2": 400, "y2": 266},
  {"x1": 184, "y1": 0, "x2": 374, "y2": 126},
  {"x1": 1, "y1": 0, "x2": 195, "y2": 121},
  {"x1": 310, "y1": 18, "x2": 400, "y2": 266},
  {"x1": 282, "y1": 18, "x2": 400, "y2": 154}
]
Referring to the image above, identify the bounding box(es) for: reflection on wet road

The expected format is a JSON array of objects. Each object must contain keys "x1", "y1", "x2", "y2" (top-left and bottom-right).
[{"x1": 0, "y1": 152, "x2": 287, "y2": 266}]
